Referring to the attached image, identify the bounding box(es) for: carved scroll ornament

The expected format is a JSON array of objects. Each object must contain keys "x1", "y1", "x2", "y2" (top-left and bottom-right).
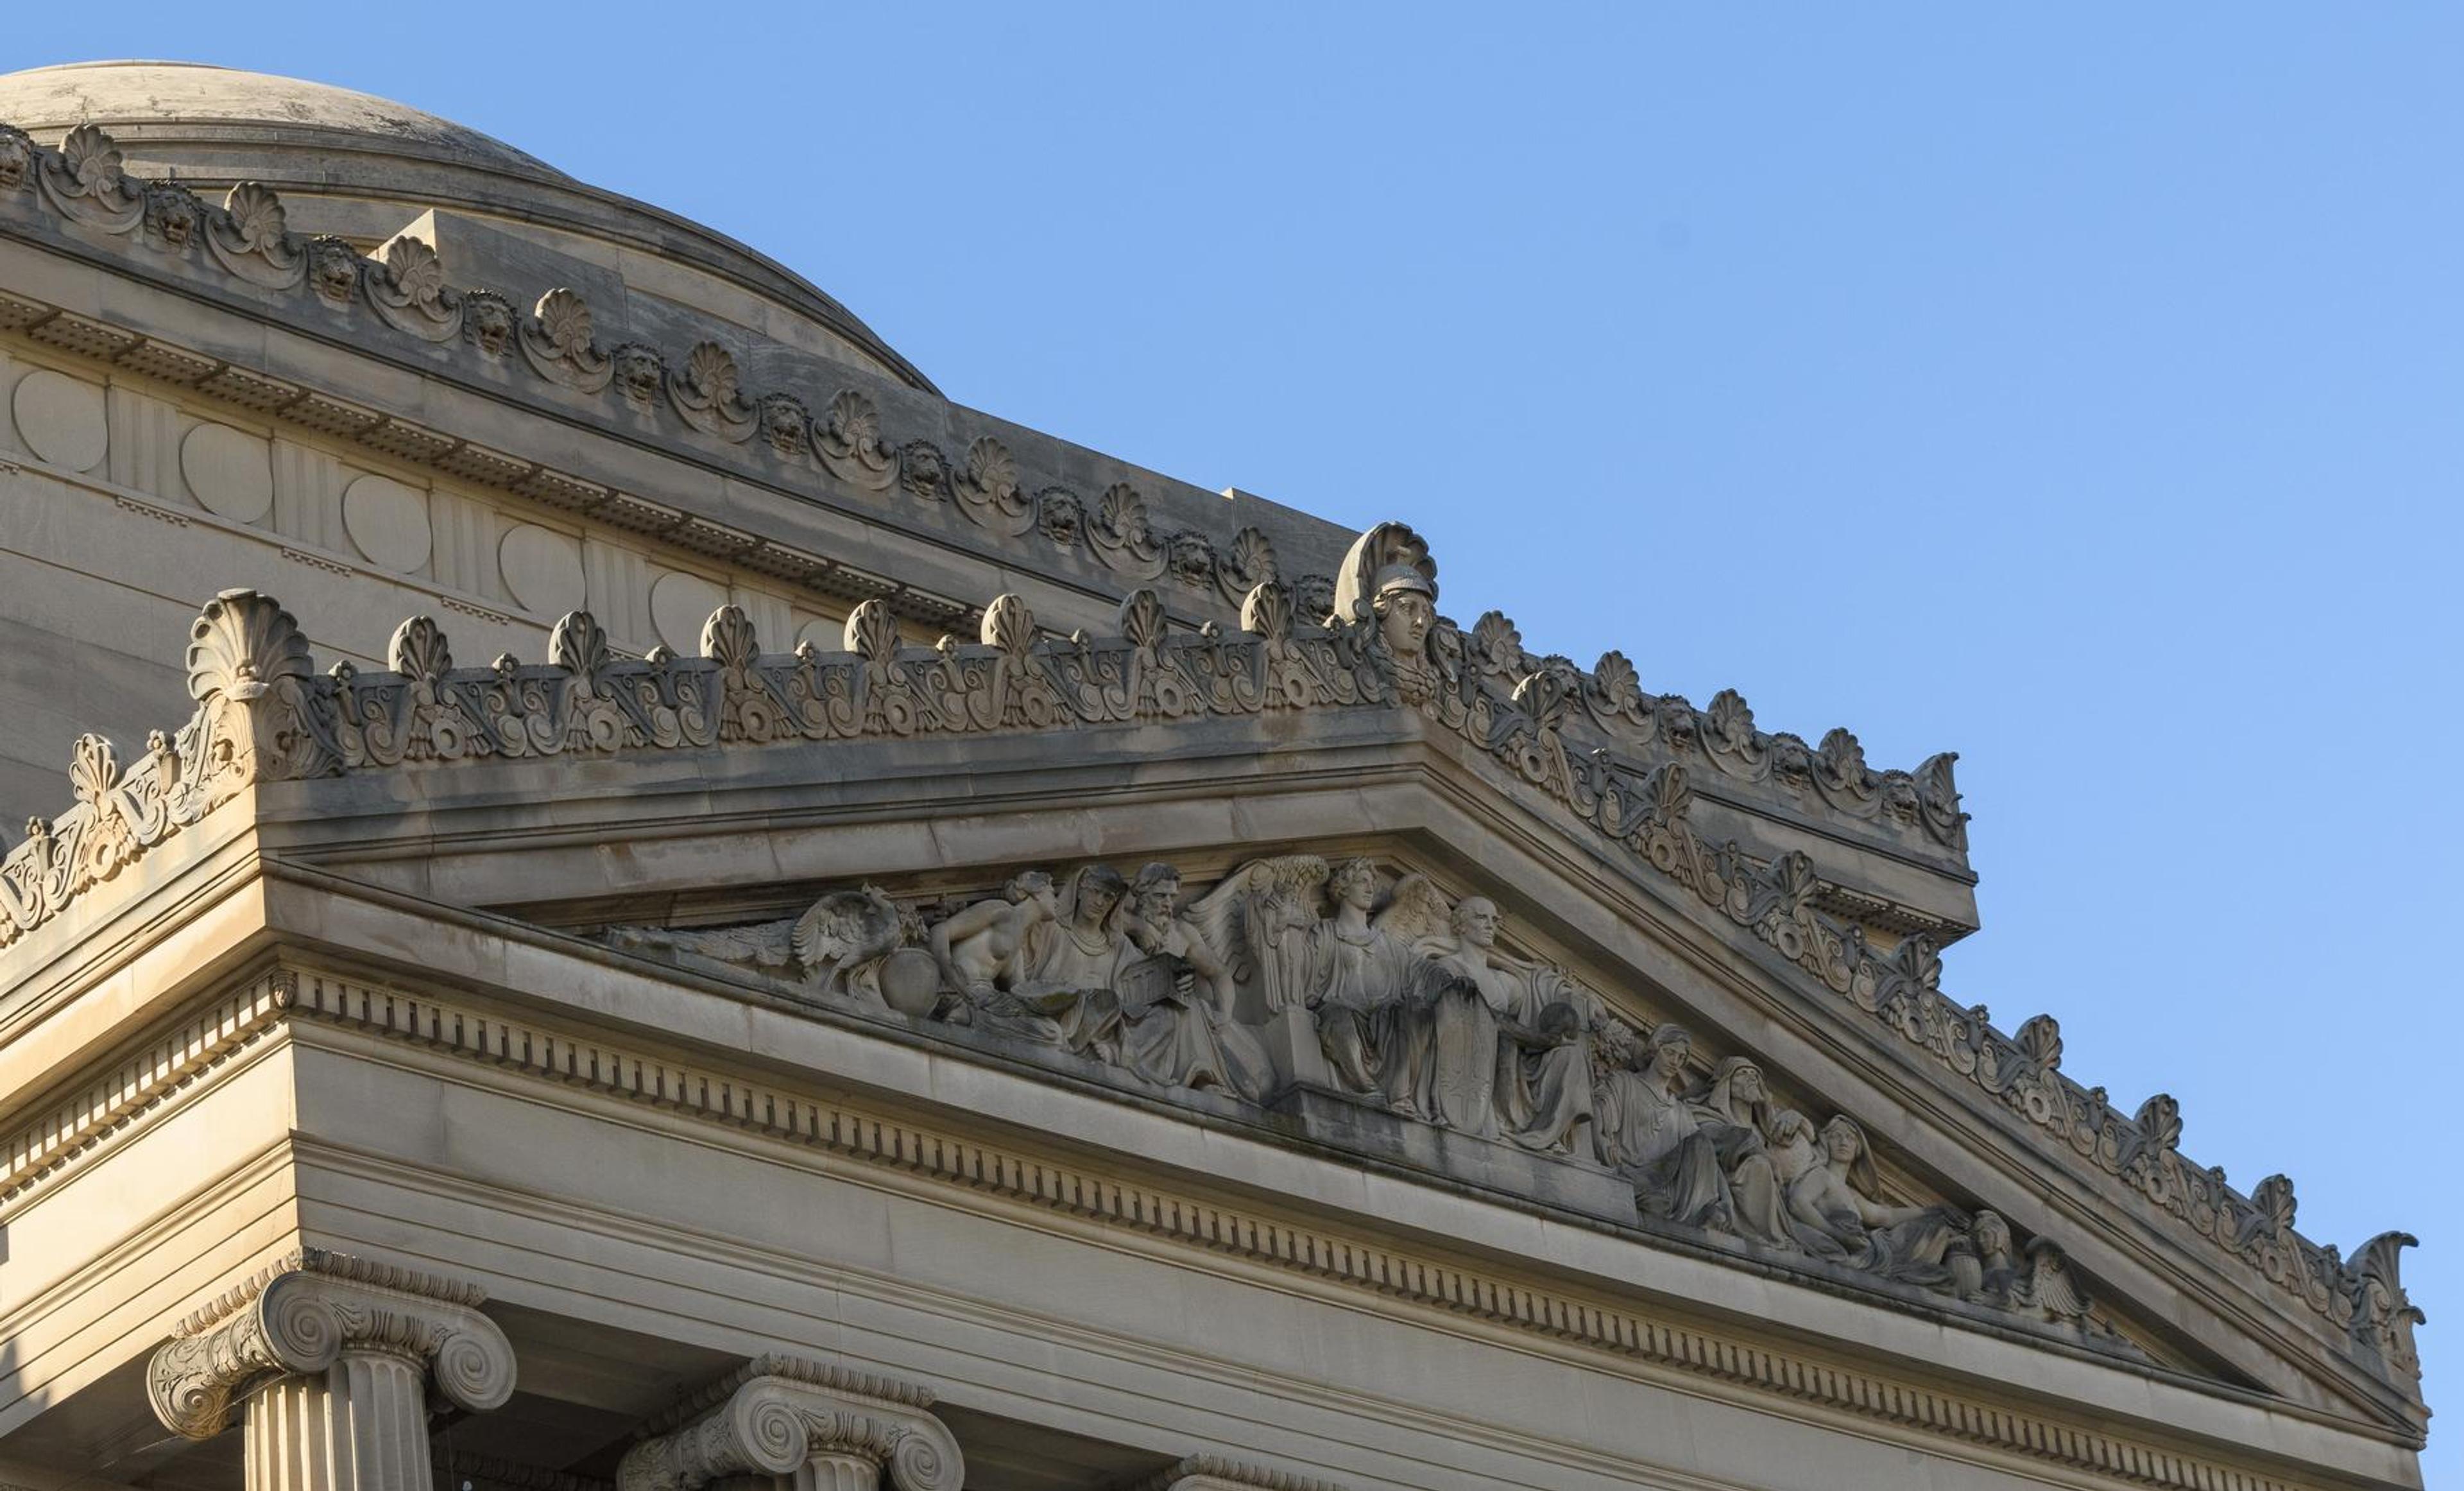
[
  {"x1": 618, "y1": 1356, "x2": 961, "y2": 1491},
  {"x1": 145, "y1": 1247, "x2": 515, "y2": 1440}
]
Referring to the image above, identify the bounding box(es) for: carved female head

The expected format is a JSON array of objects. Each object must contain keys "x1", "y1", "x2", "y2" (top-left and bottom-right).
[
  {"x1": 1972, "y1": 1209, "x2": 2012, "y2": 1261},
  {"x1": 1822, "y1": 1114, "x2": 1869, "y2": 1164},
  {"x1": 1074, "y1": 865, "x2": 1129, "y2": 927},
  {"x1": 1373, "y1": 583, "x2": 1435, "y2": 658},
  {"x1": 1645, "y1": 1023, "x2": 1693, "y2": 1080},
  {"x1": 1005, "y1": 869, "x2": 1057, "y2": 908},
  {"x1": 1329, "y1": 858, "x2": 1380, "y2": 910}
]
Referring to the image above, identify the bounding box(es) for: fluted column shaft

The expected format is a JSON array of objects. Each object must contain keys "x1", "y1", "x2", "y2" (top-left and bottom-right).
[{"x1": 243, "y1": 1349, "x2": 432, "y2": 1491}]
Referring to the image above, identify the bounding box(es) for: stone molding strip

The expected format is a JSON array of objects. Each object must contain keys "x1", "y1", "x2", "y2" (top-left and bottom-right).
[
  {"x1": 0, "y1": 123, "x2": 1966, "y2": 862},
  {"x1": 0, "y1": 970, "x2": 292, "y2": 1203},
  {"x1": 642, "y1": 1352, "x2": 938, "y2": 1435},
  {"x1": 0, "y1": 123, "x2": 1288, "y2": 621},
  {"x1": 283, "y1": 967, "x2": 2393, "y2": 1489},
  {"x1": 0, "y1": 576, "x2": 2409, "y2": 1388},
  {"x1": 617, "y1": 1354, "x2": 962, "y2": 1491},
  {"x1": 0, "y1": 281, "x2": 982, "y2": 634}
]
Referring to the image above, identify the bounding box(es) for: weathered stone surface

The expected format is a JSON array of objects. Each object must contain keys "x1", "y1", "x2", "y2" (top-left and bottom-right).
[{"x1": 0, "y1": 58, "x2": 2427, "y2": 1491}]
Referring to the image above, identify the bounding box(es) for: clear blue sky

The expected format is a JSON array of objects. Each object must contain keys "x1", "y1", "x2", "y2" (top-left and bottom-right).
[{"x1": 13, "y1": 5, "x2": 2460, "y2": 1477}]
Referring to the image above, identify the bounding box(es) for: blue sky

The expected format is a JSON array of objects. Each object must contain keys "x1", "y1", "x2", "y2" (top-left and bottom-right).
[{"x1": 13, "y1": 4, "x2": 2460, "y2": 1479}]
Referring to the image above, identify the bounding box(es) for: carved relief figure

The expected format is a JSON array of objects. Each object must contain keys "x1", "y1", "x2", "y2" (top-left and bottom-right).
[
  {"x1": 1382, "y1": 892, "x2": 1589, "y2": 1150},
  {"x1": 1786, "y1": 1116, "x2": 1968, "y2": 1286},
  {"x1": 1595, "y1": 1024, "x2": 1730, "y2": 1229},
  {"x1": 1686, "y1": 1056, "x2": 1797, "y2": 1245},
  {"x1": 1116, "y1": 865, "x2": 1272, "y2": 1100},
  {"x1": 586, "y1": 842, "x2": 2113, "y2": 1343},
  {"x1": 1304, "y1": 858, "x2": 1416, "y2": 1094},
  {"x1": 1004, "y1": 866, "x2": 1132, "y2": 1058}
]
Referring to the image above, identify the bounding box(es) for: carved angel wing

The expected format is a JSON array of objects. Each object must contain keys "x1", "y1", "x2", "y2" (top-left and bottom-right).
[
  {"x1": 1190, "y1": 856, "x2": 1330, "y2": 1012},
  {"x1": 1373, "y1": 873, "x2": 1456, "y2": 954},
  {"x1": 791, "y1": 886, "x2": 905, "y2": 982},
  {"x1": 2019, "y1": 1239, "x2": 2091, "y2": 1322},
  {"x1": 1181, "y1": 868, "x2": 1257, "y2": 973}
]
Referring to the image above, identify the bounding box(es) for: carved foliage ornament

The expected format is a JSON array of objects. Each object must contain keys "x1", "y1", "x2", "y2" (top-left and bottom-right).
[
  {"x1": 521, "y1": 287, "x2": 613, "y2": 391},
  {"x1": 37, "y1": 123, "x2": 144, "y2": 232},
  {"x1": 0, "y1": 553, "x2": 2408, "y2": 1392},
  {"x1": 366, "y1": 234, "x2": 462, "y2": 343},
  {"x1": 669, "y1": 340, "x2": 757, "y2": 442},
  {"x1": 205, "y1": 181, "x2": 305, "y2": 288},
  {"x1": 3, "y1": 120, "x2": 1946, "y2": 845}
]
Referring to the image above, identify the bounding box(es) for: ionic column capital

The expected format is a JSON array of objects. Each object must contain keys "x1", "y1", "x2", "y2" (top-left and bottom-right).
[
  {"x1": 617, "y1": 1356, "x2": 963, "y2": 1491},
  {"x1": 145, "y1": 1246, "x2": 516, "y2": 1439}
]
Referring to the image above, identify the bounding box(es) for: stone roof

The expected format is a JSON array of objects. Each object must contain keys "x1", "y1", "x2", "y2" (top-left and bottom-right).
[
  {"x1": 0, "y1": 60, "x2": 934, "y2": 392},
  {"x1": 0, "y1": 60, "x2": 567, "y2": 180}
]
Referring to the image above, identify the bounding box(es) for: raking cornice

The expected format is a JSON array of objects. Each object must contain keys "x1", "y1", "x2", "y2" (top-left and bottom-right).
[{"x1": 0, "y1": 573, "x2": 2418, "y2": 1411}]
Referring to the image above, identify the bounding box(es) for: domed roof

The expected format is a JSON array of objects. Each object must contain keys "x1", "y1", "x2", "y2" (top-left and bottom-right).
[
  {"x1": 0, "y1": 62, "x2": 934, "y2": 392},
  {"x1": 0, "y1": 60, "x2": 568, "y2": 180}
]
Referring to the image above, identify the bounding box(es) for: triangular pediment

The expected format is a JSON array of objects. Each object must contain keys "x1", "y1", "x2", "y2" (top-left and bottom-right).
[{"x1": 0, "y1": 566, "x2": 2423, "y2": 1444}]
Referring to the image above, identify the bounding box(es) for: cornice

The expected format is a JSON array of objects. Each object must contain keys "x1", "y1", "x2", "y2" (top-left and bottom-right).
[
  {"x1": 0, "y1": 122, "x2": 1299, "y2": 626},
  {"x1": 0, "y1": 120, "x2": 1967, "y2": 875},
  {"x1": 0, "y1": 967, "x2": 291, "y2": 1203}
]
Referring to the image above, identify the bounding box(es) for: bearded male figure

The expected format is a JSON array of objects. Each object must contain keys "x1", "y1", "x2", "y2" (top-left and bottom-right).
[{"x1": 1115, "y1": 864, "x2": 1272, "y2": 1099}]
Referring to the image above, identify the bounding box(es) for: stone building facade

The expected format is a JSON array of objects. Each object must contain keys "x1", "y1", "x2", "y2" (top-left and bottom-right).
[{"x1": 0, "y1": 60, "x2": 2428, "y2": 1491}]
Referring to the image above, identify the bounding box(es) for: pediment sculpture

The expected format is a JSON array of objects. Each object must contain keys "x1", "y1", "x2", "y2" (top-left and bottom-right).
[{"x1": 599, "y1": 855, "x2": 2119, "y2": 1347}]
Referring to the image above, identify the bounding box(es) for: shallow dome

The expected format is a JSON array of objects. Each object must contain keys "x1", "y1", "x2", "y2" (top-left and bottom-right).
[
  {"x1": 0, "y1": 60, "x2": 568, "y2": 180},
  {"x1": 0, "y1": 61, "x2": 933, "y2": 392}
]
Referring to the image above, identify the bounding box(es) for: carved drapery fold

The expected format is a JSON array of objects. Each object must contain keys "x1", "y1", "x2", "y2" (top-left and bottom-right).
[
  {"x1": 617, "y1": 1356, "x2": 962, "y2": 1491},
  {"x1": 145, "y1": 1247, "x2": 515, "y2": 1444}
]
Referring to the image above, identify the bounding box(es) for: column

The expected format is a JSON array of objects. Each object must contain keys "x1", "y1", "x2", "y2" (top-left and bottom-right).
[
  {"x1": 146, "y1": 1247, "x2": 517, "y2": 1491},
  {"x1": 617, "y1": 1354, "x2": 964, "y2": 1491}
]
